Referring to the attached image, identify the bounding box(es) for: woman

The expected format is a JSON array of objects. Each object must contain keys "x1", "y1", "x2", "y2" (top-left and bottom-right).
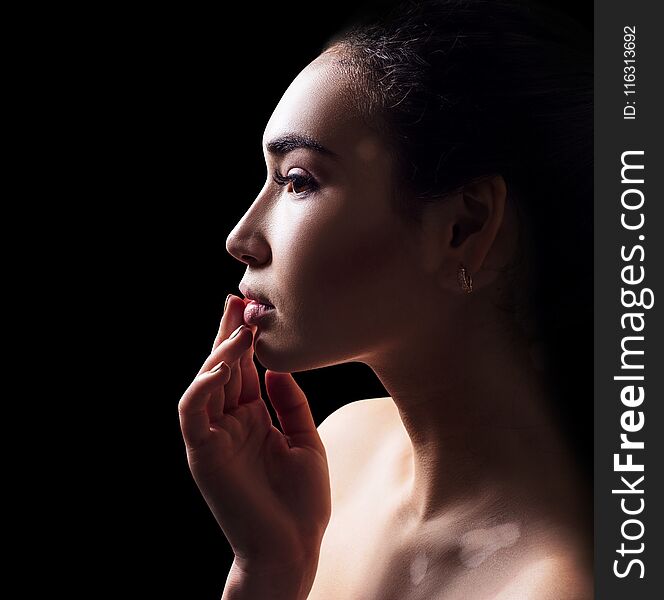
[{"x1": 178, "y1": 0, "x2": 593, "y2": 597}]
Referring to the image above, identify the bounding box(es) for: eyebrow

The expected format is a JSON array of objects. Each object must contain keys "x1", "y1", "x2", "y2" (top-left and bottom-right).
[{"x1": 264, "y1": 133, "x2": 339, "y2": 159}]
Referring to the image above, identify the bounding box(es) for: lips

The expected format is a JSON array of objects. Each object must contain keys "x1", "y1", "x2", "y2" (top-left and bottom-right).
[{"x1": 238, "y1": 283, "x2": 274, "y2": 308}]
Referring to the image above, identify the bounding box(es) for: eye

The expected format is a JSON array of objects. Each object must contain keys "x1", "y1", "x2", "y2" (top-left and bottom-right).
[{"x1": 272, "y1": 169, "x2": 318, "y2": 196}]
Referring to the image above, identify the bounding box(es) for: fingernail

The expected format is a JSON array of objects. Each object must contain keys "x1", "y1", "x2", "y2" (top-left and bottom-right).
[
  {"x1": 229, "y1": 324, "x2": 246, "y2": 340},
  {"x1": 224, "y1": 294, "x2": 232, "y2": 313},
  {"x1": 211, "y1": 360, "x2": 227, "y2": 374}
]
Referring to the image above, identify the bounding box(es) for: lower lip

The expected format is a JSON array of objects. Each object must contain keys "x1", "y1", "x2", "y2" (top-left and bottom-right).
[{"x1": 243, "y1": 300, "x2": 275, "y2": 326}]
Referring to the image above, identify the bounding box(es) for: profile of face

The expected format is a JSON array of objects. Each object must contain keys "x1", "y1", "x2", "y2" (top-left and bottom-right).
[{"x1": 226, "y1": 52, "x2": 471, "y2": 373}]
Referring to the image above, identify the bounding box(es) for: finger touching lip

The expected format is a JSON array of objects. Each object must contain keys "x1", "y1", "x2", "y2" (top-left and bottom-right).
[{"x1": 221, "y1": 325, "x2": 253, "y2": 358}]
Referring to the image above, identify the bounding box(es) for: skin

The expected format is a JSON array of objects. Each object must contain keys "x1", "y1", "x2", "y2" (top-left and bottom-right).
[{"x1": 179, "y1": 50, "x2": 592, "y2": 599}]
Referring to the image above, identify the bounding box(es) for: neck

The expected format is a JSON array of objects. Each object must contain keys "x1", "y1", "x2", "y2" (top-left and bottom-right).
[{"x1": 362, "y1": 302, "x2": 586, "y2": 527}]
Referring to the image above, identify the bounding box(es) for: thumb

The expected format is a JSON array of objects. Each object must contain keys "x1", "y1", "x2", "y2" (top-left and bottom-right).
[{"x1": 264, "y1": 370, "x2": 322, "y2": 452}]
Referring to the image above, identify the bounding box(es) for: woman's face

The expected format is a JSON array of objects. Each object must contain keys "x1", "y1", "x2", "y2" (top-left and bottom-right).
[{"x1": 226, "y1": 53, "x2": 429, "y2": 373}]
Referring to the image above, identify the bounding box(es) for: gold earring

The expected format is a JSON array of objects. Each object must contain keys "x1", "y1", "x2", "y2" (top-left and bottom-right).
[{"x1": 457, "y1": 263, "x2": 473, "y2": 294}]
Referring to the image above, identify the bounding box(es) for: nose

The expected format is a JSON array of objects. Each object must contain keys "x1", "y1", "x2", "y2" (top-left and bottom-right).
[{"x1": 225, "y1": 197, "x2": 272, "y2": 267}]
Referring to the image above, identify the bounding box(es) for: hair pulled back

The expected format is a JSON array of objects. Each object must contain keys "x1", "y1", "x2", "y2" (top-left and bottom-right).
[{"x1": 322, "y1": 0, "x2": 593, "y2": 473}]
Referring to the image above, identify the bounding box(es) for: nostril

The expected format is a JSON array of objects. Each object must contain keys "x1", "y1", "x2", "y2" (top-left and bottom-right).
[{"x1": 239, "y1": 255, "x2": 259, "y2": 268}]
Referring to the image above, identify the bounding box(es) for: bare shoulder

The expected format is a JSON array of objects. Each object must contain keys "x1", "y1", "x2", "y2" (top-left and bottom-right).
[
  {"x1": 317, "y1": 396, "x2": 397, "y2": 504},
  {"x1": 494, "y1": 554, "x2": 593, "y2": 600},
  {"x1": 318, "y1": 396, "x2": 396, "y2": 434}
]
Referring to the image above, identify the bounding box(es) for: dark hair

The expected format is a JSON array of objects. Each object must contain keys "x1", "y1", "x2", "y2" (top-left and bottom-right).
[{"x1": 322, "y1": 0, "x2": 593, "y2": 474}]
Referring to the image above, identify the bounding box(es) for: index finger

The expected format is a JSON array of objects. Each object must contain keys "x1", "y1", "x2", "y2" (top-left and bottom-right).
[
  {"x1": 211, "y1": 294, "x2": 250, "y2": 351},
  {"x1": 198, "y1": 324, "x2": 254, "y2": 376}
]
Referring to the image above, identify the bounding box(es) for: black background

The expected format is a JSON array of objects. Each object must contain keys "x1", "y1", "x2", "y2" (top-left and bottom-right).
[{"x1": 106, "y1": 2, "x2": 593, "y2": 597}]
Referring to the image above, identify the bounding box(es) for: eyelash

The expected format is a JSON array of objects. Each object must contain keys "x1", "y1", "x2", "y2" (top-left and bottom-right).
[{"x1": 272, "y1": 169, "x2": 318, "y2": 196}]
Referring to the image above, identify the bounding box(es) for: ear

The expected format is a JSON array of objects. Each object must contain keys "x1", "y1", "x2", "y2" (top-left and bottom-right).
[{"x1": 429, "y1": 174, "x2": 508, "y2": 292}]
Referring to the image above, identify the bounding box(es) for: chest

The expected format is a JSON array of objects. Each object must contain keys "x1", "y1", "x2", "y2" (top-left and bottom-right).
[
  {"x1": 309, "y1": 501, "x2": 446, "y2": 599},
  {"x1": 310, "y1": 504, "x2": 526, "y2": 600},
  {"x1": 307, "y1": 462, "x2": 530, "y2": 599},
  {"x1": 310, "y1": 512, "x2": 534, "y2": 600},
  {"x1": 307, "y1": 435, "x2": 463, "y2": 599},
  {"x1": 307, "y1": 406, "x2": 537, "y2": 599}
]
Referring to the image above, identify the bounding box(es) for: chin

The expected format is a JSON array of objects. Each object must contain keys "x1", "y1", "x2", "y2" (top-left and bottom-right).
[
  {"x1": 253, "y1": 334, "x2": 345, "y2": 373},
  {"x1": 253, "y1": 335, "x2": 301, "y2": 373}
]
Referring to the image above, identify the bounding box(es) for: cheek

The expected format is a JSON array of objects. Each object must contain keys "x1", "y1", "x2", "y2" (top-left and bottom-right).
[
  {"x1": 316, "y1": 223, "x2": 403, "y2": 294},
  {"x1": 289, "y1": 207, "x2": 410, "y2": 328}
]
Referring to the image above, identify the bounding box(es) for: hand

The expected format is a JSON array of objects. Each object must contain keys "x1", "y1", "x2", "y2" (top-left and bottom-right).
[{"x1": 178, "y1": 294, "x2": 332, "y2": 569}]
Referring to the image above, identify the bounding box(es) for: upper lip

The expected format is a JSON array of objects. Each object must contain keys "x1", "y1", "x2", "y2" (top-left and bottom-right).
[{"x1": 239, "y1": 283, "x2": 274, "y2": 307}]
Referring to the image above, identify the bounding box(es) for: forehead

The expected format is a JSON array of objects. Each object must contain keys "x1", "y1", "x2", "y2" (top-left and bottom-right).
[{"x1": 262, "y1": 55, "x2": 385, "y2": 165}]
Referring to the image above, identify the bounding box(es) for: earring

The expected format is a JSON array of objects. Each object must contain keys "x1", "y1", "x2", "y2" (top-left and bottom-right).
[{"x1": 457, "y1": 263, "x2": 473, "y2": 294}]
